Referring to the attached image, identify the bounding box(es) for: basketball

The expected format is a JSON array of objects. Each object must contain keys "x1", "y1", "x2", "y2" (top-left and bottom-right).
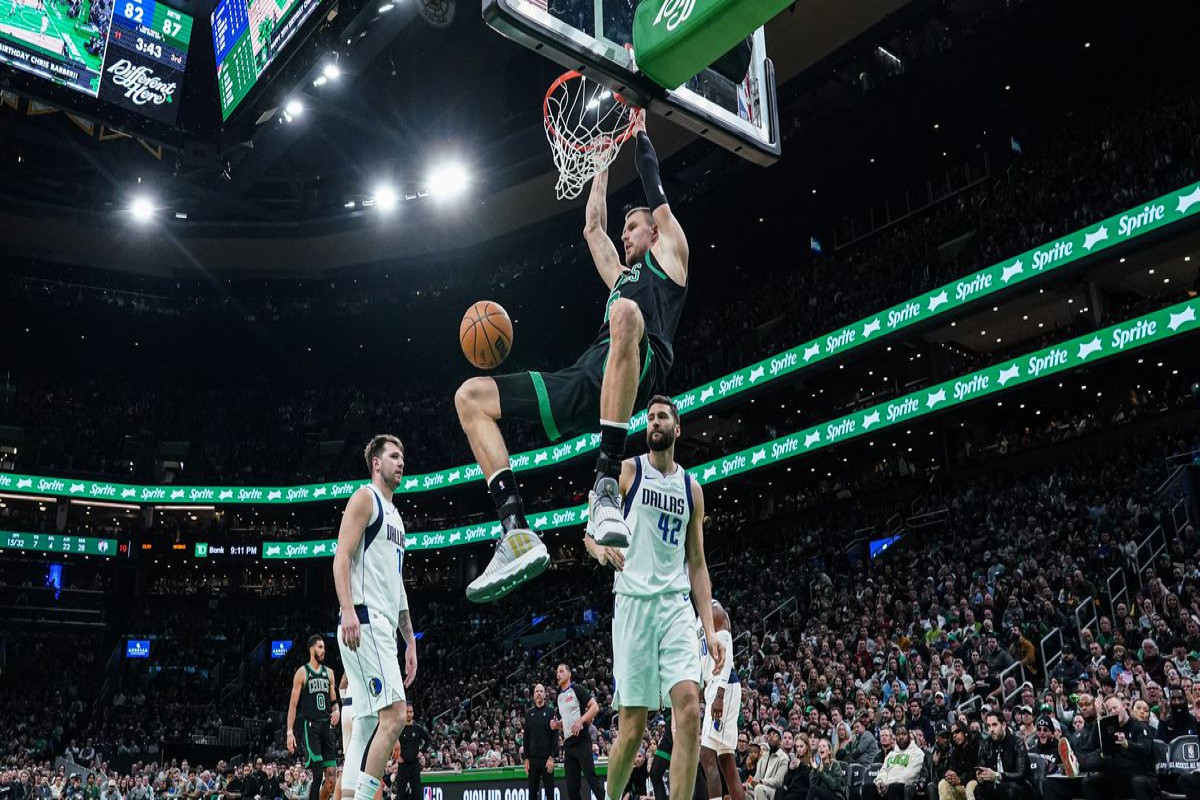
[{"x1": 460, "y1": 301, "x2": 514, "y2": 370}]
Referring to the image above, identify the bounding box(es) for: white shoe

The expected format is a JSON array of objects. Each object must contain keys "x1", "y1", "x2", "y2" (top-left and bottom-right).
[
  {"x1": 588, "y1": 476, "x2": 630, "y2": 548},
  {"x1": 465, "y1": 529, "x2": 550, "y2": 603}
]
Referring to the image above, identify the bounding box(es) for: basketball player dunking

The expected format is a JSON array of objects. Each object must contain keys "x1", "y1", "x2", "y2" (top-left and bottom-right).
[
  {"x1": 334, "y1": 435, "x2": 418, "y2": 800},
  {"x1": 457, "y1": 112, "x2": 690, "y2": 602},
  {"x1": 582, "y1": 395, "x2": 723, "y2": 800},
  {"x1": 286, "y1": 635, "x2": 341, "y2": 800}
]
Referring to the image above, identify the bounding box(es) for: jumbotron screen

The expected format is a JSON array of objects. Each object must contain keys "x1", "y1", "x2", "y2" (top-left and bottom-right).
[
  {"x1": 0, "y1": 0, "x2": 192, "y2": 124},
  {"x1": 211, "y1": 0, "x2": 324, "y2": 120}
]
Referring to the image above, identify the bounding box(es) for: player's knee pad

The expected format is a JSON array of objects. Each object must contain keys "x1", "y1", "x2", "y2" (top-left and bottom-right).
[{"x1": 343, "y1": 712, "x2": 379, "y2": 791}]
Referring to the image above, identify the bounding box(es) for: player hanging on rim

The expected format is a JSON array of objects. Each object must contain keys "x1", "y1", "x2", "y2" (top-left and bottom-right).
[
  {"x1": 457, "y1": 111, "x2": 690, "y2": 602},
  {"x1": 287, "y1": 635, "x2": 341, "y2": 800},
  {"x1": 334, "y1": 435, "x2": 418, "y2": 800},
  {"x1": 582, "y1": 394, "x2": 722, "y2": 800}
]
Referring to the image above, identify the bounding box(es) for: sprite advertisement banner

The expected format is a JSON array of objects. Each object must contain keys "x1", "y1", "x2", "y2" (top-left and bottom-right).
[
  {"x1": 261, "y1": 300, "x2": 1199, "y2": 558},
  {"x1": 3, "y1": 182, "x2": 1200, "y2": 507},
  {"x1": 0, "y1": 531, "x2": 118, "y2": 557}
]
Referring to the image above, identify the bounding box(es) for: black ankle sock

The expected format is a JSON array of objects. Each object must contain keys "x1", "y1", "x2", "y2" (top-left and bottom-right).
[
  {"x1": 488, "y1": 468, "x2": 528, "y2": 531},
  {"x1": 596, "y1": 420, "x2": 628, "y2": 483}
]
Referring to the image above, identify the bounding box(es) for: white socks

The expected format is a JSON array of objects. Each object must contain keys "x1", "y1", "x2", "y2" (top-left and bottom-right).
[{"x1": 353, "y1": 775, "x2": 380, "y2": 800}]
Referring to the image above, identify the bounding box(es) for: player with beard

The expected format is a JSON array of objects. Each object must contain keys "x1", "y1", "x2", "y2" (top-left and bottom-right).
[
  {"x1": 584, "y1": 395, "x2": 723, "y2": 800},
  {"x1": 287, "y1": 635, "x2": 341, "y2": 800},
  {"x1": 334, "y1": 435, "x2": 418, "y2": 800}
]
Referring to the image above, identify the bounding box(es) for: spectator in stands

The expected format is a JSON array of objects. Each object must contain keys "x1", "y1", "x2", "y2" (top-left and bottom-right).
[
  {"x1": 1081, "y1": 695, "x2": 1156, "y2": 800},
  {"x1": 846, "y1": 717, "x2": 880, "y2": 766},
  {"x1": 806, "y1": 740, "x2": 844, "y2": 800},
  {"x1": 778, "y1": 733, "x2": 813, "y2": 800},
  {"x1": 1009, "y1": 629, "x2": 1038, "y2": 679},
  {"x1": 985, "y1": 637, "x2": 1015, "y2": 675},
  {"x1": 975, "y1": 710, "x2": 1033, "y2": 800},
  {"x1": 867, "y1": 726, "x2": 924, "y2": 800},
  {"x1": 1157, "y1": 693, "x2": 1199, "y2": 741},
  {"x1": 908, "y1": 701, "x2": 935, "y2": 747},
  {"x1": 746, "y1": 726, "x2": 788, "y2": 800},
  {"x1": 877, "y1": 728, "x2": 896, "y2": 762},
  {"x1": 1052, "y1": 648, "x2": 1089, "y2": 689},
  {"x1": 936, "y1": 723, "x2": 978, "y2": 800},
  {"x1": 1142, "y1": 639, "x2": 1168, "y2": 684}
]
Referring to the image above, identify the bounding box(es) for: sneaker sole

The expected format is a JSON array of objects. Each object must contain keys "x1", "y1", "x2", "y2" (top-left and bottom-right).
[
  {"x1": 593, "y1": 529, "x2": 630, "y2": 548},
  {"x1": 465, "y1": 547, "x2": 551, "y2": 604}
]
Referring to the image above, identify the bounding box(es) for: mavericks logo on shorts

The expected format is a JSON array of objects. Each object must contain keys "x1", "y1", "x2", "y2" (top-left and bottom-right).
[{"x1": 369, "y1": 677, "x2": 383, "y2": 697}]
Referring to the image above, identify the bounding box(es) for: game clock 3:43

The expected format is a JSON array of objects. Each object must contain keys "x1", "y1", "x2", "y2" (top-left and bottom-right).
[{"x1": 97, "y1": 0, "x2": 194, "y2": 125}]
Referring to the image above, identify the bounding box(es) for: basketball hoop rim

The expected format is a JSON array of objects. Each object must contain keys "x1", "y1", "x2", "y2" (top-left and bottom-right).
[{"x1": 543, "y1": 70, "x2": 637, "y2": 154}]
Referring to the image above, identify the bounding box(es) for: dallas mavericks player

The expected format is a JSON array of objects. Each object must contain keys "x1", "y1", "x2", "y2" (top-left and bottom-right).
[
  {"x1": 584, "y1": 395, "x2": 724, "y2": 800},
  {"x1": 334, "y1": 435, "x2": 418, "y2": 800},
  {"x1": 699, "y1": 602, "x2": 743, "y2": 800}
]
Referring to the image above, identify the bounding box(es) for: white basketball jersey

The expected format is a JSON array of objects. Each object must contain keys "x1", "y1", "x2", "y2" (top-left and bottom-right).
[
  {"x1": 349, "y1": 485, "x2": 408, "y2": 628},
  {"x1": 701, "y1": 628, "x2": 734, "y2": 689},
  {"x1": 613, "y1": 454, "x2": 692, "y2": 598}
]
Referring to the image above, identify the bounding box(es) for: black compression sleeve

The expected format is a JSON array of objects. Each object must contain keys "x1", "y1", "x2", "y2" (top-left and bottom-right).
[{"x1": 635, "y1": 131, "x2": 668, "y2": 210}]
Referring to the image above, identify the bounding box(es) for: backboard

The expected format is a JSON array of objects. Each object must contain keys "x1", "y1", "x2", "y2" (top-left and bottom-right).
[{"x1": 483, "y1": 0, "x2": 781, "y2": 165}]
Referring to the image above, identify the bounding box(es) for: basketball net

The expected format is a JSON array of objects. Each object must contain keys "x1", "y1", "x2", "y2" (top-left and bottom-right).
[{"x1": 543, "y1": 71, "x2": 638, "y2": 201}]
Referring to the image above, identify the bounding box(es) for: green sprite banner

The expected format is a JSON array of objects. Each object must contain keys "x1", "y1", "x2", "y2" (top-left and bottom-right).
[
  {"x1": 4, "y1": 183, "x2": 1200, "y2": 507},
  {"x1": 260, "y1": 299, "x2": 1199, "y2": 557},
  {"x1": 0, "y1": 531, "x2": 118, "y2": 557}
]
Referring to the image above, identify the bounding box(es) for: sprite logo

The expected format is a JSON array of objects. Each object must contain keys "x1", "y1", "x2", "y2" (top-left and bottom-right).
[{"x1": 652, "y1": 0, "x2": 696, "y2": 31}]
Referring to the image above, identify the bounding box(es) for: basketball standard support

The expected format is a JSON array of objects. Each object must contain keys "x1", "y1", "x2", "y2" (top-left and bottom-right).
[{"x1": 632, "y1": 0, "x2": 794, "y2": 91}]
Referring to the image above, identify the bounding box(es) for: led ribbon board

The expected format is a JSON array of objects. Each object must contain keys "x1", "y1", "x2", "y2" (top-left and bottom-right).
[
  {"x1": 3, "y1": 182, "x2": 1200, "y2": 506},
  {"x1": 260, "y1": 297, "x2": 1200, "y2": 557},
  {"x1": 0, "y1": 531, "x2": 118, "y2": 556}
]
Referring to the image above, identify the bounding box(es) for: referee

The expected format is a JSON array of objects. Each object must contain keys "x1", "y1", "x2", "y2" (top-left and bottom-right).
[
  {"x1": 525, "y1": 683, "x2": 560, "y2": 800},
  {"x1": 554, "y1": 664, "x2": 605, "y2": 800},
  {"x1": 395, "y1": 703, "x2": 433, "y2": 800}
]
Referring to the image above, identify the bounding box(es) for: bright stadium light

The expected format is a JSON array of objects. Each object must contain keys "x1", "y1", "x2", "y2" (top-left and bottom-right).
[
  {"x1": 375, "y1": 184, "x2": 399, "y2": 212},
  {"x1": 428, "y1": 162, "x2": 469, "y2": 199},
  {"x1": 322, "y1": 62, "x2": 341, "y2": 80},
  {"x1": 283, "y1": 98, "x2": 304, "y2": 121},
  {"x1": 130, "y1": 195, "x2": 155, "y2": 221}
]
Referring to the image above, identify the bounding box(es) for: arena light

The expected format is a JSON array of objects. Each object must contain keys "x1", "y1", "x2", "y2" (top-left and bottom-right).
[
  {"x1": 428, "y1": 162, "x2": 469, "y2": 198},
  {"x1": 322, "y1": 62, "x2": 341, "y2": 80},
  {"x1": 69, "y1": 499, "x2": 140, "y2": 510},
  {"x1": 130, "y1": 195, "x2": 155, "y2": 222},
  {"x1": 283, "y1": 98, "x2": 304, "y2": 122},
  {"x1": 374, "y1": 184, "x2": 399, "y2": 212}
]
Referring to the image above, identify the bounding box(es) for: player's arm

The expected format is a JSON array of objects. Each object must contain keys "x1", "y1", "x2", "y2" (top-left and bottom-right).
[
  {"x1": 684, "y1": 479, "x2": 723, "y2": 675},
  {"x1": 285, "y1": 667, "x2": 305, "y2": 753},
  {"x1": 631, "y1": 115, "x2": 688, "y2": 283},
  {"x1": 582, "y1": 459, "x2": 636, "y2": 568},
  {"x1": 398, "y1": 608, "x2": 418, "y2": 688},
  {"x1": 583, "y1": 167, "x2": 625, "y2": 289},
  {"x1": 328, "y1": 668, "x2": 341, "y2": 727},
  {"x1": 333, "y1": 487, "x2": 374, "y2": 650}
]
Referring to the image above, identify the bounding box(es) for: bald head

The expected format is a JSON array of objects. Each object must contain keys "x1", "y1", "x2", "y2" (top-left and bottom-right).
[{"x1": 712, "y1": 600, "x2": 730, "y2": 632}]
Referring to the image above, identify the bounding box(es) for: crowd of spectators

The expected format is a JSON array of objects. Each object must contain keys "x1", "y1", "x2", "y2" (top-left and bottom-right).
[
  {"x1": 0, "y1": 65, "x2": 1197, "y2": 482},
  {"x1": 1, "y1": 402, "x2": 1199, "y2": 800}
]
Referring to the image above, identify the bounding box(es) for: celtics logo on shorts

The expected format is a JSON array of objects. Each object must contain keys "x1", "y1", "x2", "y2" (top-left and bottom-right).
[{"x1": 369, "y1": 677, "x2": 383, "y2": 697}]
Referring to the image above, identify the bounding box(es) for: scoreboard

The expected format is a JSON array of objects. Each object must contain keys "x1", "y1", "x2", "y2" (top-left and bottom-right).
[
  {"x1": 0, "y1": 531, "x2": 119, "y2": 557},
  {"x1": 0, "y1": 0, "x2": 192, "y2": 124},
  {"x1": 212, "y1": 0, "x2": 324, "y2": 120},
  {"x1": 99, "y1": 0, "x2": 192, "y2": 124}
]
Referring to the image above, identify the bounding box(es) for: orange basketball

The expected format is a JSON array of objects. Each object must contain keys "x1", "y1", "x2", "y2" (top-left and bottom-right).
[{"x1": 460, "y1": 301, "x2": 514, "y2": 370}]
